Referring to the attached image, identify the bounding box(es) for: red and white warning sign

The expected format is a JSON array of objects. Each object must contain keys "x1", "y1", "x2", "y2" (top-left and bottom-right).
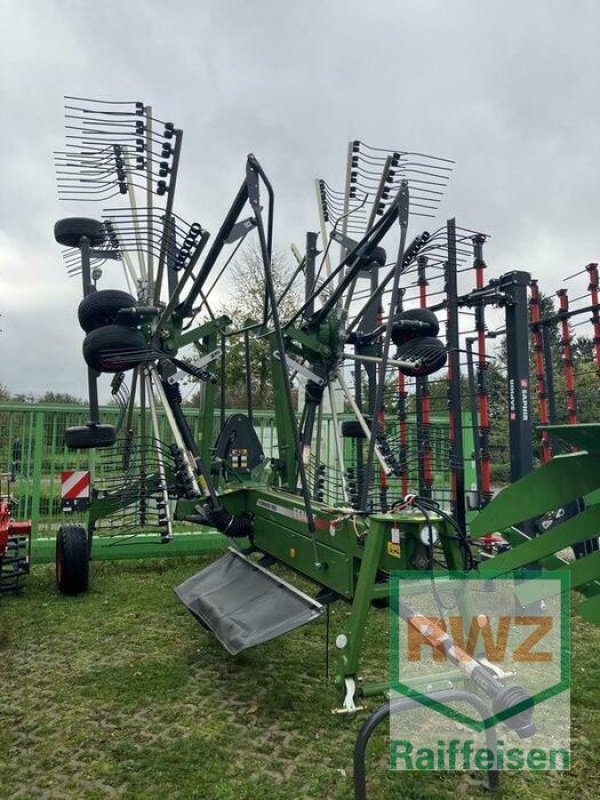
[{"x1": 61, "y1": 470, "x2": 90, "y2": 510}]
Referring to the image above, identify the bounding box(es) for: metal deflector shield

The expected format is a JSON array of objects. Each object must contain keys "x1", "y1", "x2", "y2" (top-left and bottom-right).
[{"x1": 175, "y1": 548, "x2": 325, "y2": 655}]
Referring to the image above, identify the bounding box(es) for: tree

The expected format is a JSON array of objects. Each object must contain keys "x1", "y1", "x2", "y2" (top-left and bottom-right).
[
  {"x1": 8, "y1": 392, "x2": 35, "y2": 404},
  {"x1": 572, "y1": 335, "x2": 594, "y2": 364},
  {"x1": 37, "y1": 391, "x2": 86, "y2": 405},
  {"x1": 0, "y1": 387, "x2": 86, "y2": 404}
]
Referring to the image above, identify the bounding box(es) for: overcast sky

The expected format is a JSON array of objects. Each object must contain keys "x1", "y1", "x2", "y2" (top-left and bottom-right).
[{"x1": 1, "y1": 0, "x2": 599, "y2": 400}]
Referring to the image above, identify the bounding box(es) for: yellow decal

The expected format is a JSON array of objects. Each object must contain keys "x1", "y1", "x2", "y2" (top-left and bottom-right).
[{"x1": 231, "y1": 448, "x2": 248, "y2": 469}]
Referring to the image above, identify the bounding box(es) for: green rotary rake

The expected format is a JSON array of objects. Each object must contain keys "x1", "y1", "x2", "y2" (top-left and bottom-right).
[{"x1": 53, "y1": 97, "x2": 600, "y2": 720}]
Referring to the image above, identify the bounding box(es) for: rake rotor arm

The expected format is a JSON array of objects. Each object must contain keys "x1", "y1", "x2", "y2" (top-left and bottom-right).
[
  {"x1": 155, "y1": 372, "x2": 248, "y2": 536},
  {"x1": 285, "y1": 194, "x2": 400, "y2": 330},
  {"x1": 247, "y1": 155, "x2": 316, "y2": 534},
  {"x1": 243, "y1": 155, "x2": 275, "y2": 327},
  {"x1": 345, "y1": 231, "x2": 431, "y2": 337},
  {"x1": 313, "y1": 206, "x2": 398, "y2": 324},
  {"x1": 153, "y1": 128, "x2": 183, "y2": 303},
  {"x1": 154, "y1": 228, "x2": 210, "y2": 333},
  {"x1": 175, "y1": 177, "x2": 250, "y2": 320}
]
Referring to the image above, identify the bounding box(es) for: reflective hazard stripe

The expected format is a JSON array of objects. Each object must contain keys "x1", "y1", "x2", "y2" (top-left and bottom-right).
[{"x1": 61, "y1": 471, "x2": 90, "y2": 499}]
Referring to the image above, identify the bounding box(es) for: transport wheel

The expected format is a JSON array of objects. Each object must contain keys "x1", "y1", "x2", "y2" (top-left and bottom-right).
[
  {"x1": 341, "y1": 418, "x2": 381, "y2": 439},
  {"x1": 82, "y1": 324, "x2": 150, "y2": 373},
  {"x1": 54, "y1": 217, "x2": 106, "y2": 249},
  {"x1": 395, "y1": 336, "x2": 447, "y2": 377},
  {"x1": 56, "y1": 524, "x2": 89, "y2": 595},
  {"x1": 64, "y1": 423, "x2": 117, "y2": 450},
  {"x1": 78, "y1": 289, "x2": 137, "y2": 333},
  {"x1": 392, "y1": 307, "x2": 440, "y2": 345}
]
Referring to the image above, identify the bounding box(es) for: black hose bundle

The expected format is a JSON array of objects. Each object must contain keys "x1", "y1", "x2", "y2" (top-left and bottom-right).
[{"x1": 206, "y1": 506, "x2": 253, "y2": 539}]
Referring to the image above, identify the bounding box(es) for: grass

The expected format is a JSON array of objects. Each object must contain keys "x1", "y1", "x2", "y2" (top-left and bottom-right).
[{"x1": 0, "y1": 557, "x2": 599, "y2": 799}]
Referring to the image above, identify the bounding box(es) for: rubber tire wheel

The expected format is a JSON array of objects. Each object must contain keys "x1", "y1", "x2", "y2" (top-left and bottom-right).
[
  {"x1": 78, "y1": 289, "x2": 137, "y2": 333},
  {"x1": 396, "y1": 336, "x2": 447, "y2": 377},
  {"x1": 83, "y1": 324, "x2": 150, "y2": 373},
  {"x1": 56, "y1": 524, "x2": 89, "y2": 595},
  {"x1": 64, "y1": 423, "x2": 117, "y2": 450},
  {"x1": 341, "y1": 417, "x2": 381, "y2": 439},
  {"x1": 392, "y1": 308, "x2": 440, "y2": 346},
  {"x1": 54, "y1": 217, "x2": 106, "y2": 249}
]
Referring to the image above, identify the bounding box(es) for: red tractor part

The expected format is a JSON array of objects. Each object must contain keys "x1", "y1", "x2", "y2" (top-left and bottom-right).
[{"x1": 0, "y1": 493, "x2": 32, "y2": 596}]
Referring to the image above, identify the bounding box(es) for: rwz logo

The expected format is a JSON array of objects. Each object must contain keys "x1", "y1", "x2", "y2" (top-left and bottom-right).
[{"x1": 407, "y1": 614, "x2": 553, "y2": 664}]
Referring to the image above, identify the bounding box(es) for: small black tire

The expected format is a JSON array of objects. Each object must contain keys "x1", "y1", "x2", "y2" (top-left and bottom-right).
[
  {"x1": 396, "y1": 336, "x2": 447, "y2": 377},
  {"x1": 392, "y1": 308, "x2": 440, "y2": 346},
  {"x1": 56, "y1": 524, "x2": 89, "y2": 595},
  {"x1": 341, "y1": 417, "x2": 381, "y2": 439},
  {"x1": 82, "y1": 324, "x2": 151, "y2": 373},
  {"x1": 54, "y1": 218, "x2": 106, "y2": 249},
  {"x1": 65, "y1": 423, "x2": 117, "y2": 450},
  {"x1": 78, "y1": 289, "x2": 137, "y2": 333}
]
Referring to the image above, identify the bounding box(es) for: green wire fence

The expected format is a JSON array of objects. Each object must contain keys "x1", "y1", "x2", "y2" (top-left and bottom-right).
[{"x1": 0, "y1": 403, "x2": 473, "y2": 538}]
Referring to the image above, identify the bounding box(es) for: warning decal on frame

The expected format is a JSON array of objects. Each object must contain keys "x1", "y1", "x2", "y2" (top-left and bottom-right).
[{"x1": 61, "y1": 470, "x2": 90, "y2": 512}]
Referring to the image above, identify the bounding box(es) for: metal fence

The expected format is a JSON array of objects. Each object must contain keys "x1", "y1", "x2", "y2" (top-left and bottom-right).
[
  {"x1": 0, "y1": 403, "x2": 470, "y2": 537},
  {"x1": 0, "y1": 403, "x2": 275, "y2": 536}
]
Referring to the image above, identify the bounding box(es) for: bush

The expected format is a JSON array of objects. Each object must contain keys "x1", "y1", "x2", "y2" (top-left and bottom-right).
[{"x1": 490, "y1": 462, "x2": 511, "y2": 485}]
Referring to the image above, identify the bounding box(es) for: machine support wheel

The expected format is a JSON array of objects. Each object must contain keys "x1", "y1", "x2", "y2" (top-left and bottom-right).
[
  {"x1": 56, "y1": 524, "x2": 90, "y2": 595},
  {"x1": 78, "y1": 289, "x2": 137, "y2": 333},
  {"x1": 54, "y1": 217, "x2": 106, "y2": 249},
  {"x1": 82, "y1": 324, "x2": 150, "y2": 373}
]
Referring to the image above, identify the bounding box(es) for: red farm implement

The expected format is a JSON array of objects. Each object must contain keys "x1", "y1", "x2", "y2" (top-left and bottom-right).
[{"x1": 0, "y1": 474, "x2": 31, "y2": 596}]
